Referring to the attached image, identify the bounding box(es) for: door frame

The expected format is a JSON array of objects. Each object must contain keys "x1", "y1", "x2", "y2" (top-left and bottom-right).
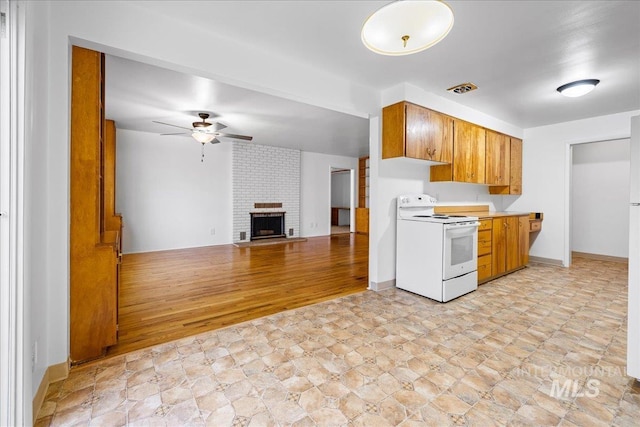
[
  {"x1": 0, "y1": 0, "x2": 27, "y2": 424},
  {"x1": 564, "y1": 135, "x2": 630, "y2": 266}
]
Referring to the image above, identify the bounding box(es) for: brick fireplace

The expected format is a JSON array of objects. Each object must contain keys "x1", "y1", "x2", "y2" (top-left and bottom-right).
[{"x1": 232, "y1": 142, "x2": 300, "y2": 243}]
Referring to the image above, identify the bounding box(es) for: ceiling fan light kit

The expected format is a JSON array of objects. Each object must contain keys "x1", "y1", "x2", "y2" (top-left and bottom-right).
[
  {"x1": 556, "y1": 79, "x2": 600, "y2": 98},
  {"x1": 361, "y1": 0, "x2": 454, "y2": 56},
  {"x1": 192, "y1": 131, "x2": 217, "y2": 144}
]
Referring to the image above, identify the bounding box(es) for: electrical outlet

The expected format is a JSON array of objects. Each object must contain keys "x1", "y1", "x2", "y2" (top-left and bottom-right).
[{"x1": 210, "y1": 228, "x2": 216, "y2": 235}]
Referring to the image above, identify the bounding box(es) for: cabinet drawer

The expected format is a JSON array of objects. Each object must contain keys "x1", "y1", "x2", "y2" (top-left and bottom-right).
[
  {"x1": 530, "y1": 220, "x2": 542, "y2": 232},
  {"x1": 479, "y1": 219, "x2": 493, "y2": 231},
  {"x1": 478, "y1": 230, "x2": 492, "y2": 256},
  {"x1": 478, "y1": 254, "x2": 492, "y2": 282}
]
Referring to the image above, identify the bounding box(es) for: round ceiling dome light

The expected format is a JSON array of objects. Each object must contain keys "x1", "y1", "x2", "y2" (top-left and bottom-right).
[
  {"x1": 361, "y1": 0, "x2": 454, "y2": 56},
  {"x1": 556, "y1": 79, "x2": 600, "y2": 98}
]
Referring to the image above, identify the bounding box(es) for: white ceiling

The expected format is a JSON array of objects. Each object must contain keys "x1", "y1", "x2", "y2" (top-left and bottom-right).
[
  {"x1": 106, "y1": 0, "x2": 640, "y2": 157},
  {"x1": 105, "y1": 55, "x2": 371, "y2": 158}
]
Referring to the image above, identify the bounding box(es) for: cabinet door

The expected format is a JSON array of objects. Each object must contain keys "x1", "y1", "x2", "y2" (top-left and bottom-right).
[
  {"x1": 492, "y1": 218, "x2": 507, "y2": 276},
  {"x1": 382, "y1": 102, "x2": 406, "y2": 159},
  {"x1": 478, "y1": 254, "x2": 492, "y2": 282},
  {"x1": 518, "y1": 216, "x2": 530, "y2": 266},
  {"x1": 453, "y1": 120, "x2": 486, "y2": 183},
  {"x1": 478, "y1": 230, "x2": 492, "y2": 256},
  {"x1": 485, "y1": 130, "x2": 510, "y2": 185},
  {"x1": 509, "y1": 138, "x2": 523, "y2": 195},
  {"x1": 405, "y1": 104, "x2": 453, "y2": 162},
  {"x1": 356, "y1": 208, "x2": 369, "y2": 234},
  {"x1": 505, "y1": 216, "x2": 520, "y2": 271}
]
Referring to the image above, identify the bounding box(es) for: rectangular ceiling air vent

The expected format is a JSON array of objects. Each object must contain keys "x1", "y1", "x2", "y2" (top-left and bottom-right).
[{"x1": 447, "y1": 82, "x2": 478, "y2": 94}]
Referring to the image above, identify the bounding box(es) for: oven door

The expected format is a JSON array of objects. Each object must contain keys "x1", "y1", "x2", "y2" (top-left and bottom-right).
[{"x1": 443, "y1": 222, "x2": 479, "y2": 280}]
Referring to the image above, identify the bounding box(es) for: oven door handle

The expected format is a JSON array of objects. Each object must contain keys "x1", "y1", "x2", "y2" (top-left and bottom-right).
[{"x1": 444, "y1": 221, "x2": 480, "y2": 233}]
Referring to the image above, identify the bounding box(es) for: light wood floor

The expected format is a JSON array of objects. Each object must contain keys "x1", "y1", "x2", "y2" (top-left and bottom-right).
[{"x1": 106, "y1": 233, "x2": 368, "y2": 358}]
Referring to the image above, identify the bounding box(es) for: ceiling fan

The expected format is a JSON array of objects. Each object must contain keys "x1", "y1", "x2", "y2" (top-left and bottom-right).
[
  {"x1": 153, "y1": 113, "x2": 253, "y2": 161},
  {"x1": 153, "y1": 112, "x2": 253, "y2": 145}
]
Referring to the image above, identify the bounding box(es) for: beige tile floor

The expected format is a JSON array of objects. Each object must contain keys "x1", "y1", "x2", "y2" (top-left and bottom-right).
[{"x1": 36, "y1": 257, "x2": 640, "y2": 426}]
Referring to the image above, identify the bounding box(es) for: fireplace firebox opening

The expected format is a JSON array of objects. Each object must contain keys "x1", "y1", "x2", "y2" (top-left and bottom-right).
[{"x1": 250, "y1": 212, "x2": 286, "y2": 240}]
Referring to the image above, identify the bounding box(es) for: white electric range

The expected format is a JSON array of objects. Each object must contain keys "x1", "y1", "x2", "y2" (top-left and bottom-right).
[{"x1": 396, "y1": 194, "x2": 480, "y2": 302}]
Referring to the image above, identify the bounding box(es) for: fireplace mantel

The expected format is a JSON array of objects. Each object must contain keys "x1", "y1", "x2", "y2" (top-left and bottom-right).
[{"x1": 249, "y1": 209, "x2": 286, "y2": 214}]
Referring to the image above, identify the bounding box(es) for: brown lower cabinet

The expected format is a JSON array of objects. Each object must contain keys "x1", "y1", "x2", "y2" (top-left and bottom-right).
[
  {"x1": 355, "y1": 208, "x2": 369, "y2": 234},
  {"x1": 478, "y1": 214, "x2": 529, "y2": 284}
]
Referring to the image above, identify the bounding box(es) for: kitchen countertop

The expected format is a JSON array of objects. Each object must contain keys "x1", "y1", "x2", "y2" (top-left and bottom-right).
[
  {"x1": 438, "y1": 210, "x2": 532, "y2": 218},
  {"x1": 476, "y1": 211, "x2": 532, "y2": 219}
]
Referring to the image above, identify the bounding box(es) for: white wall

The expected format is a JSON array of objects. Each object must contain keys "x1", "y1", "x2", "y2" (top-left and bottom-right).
[
  {"x1": 508, "y1": 110, "x2": 640, "y2": 265},
  {"x1": 331, "y1": 172, "x2": 350, "y2": 207},
  {"x1": 331, "y1": 172, "x2": 351, "y2": 225},
  {"x1": 571, "y1": 139, "x2": 630, "y2": 258},
  {"x1": 116, "y1": 129, "x2": 232, "y2": 253},
  {"x1": 301, "y1": 152, "x2": 358, "y2": 237},
  {"x1": 28, "y1": 0, "x2": 379, "y2": 396},
  {"x1": 24, "y1": 0, "x2": 50, "y2": 403}
]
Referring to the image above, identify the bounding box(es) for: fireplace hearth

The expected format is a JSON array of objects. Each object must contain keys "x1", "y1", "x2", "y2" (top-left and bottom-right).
[{"x1": 251, "y1": 212, "x2": 286, "y2": 240}]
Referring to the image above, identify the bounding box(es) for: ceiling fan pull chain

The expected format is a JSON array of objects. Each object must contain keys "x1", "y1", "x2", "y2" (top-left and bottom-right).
[{"x1": 201, "y1": 143, "x2": 205, "y2": 162}]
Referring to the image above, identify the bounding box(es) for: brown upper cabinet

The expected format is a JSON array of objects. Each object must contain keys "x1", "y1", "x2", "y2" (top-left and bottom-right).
[
  {"x1": 382, "y1": 101, "x2": 523, "y2": 193},
  {"x1": 453, "y1": 120, "x2": 485, "y2": 184},
  {"x1": 382, "y1": 101, "x2": 453, "y2": 163},
  {"x1": 430, "y1": 119, "x2": 486, "y2": 184},
  {"x1": 485, "y1": 130, "x2": 510, "y2": 186},
  {"x1": 489, "y1": 137, "x2": 522, "y2": 195}
]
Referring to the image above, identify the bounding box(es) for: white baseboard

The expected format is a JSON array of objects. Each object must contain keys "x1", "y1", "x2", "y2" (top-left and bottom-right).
[
  {"x1": 33, "y1": 360, "x2": 69, "y2": 421},
  {"x1": 369, "y1": 279, "x2": 395, "y2": 291},
  {"x1": 529, "y1": 256, "x2": 564, "y2": 267},
  {"x1": 572, "y1": 251, "x2": 628, "y2": 264}
]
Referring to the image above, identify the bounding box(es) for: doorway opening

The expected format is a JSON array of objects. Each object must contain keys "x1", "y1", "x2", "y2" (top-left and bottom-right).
[
  {"x1": 568, "y1": 138, "x2": 631, "y2": 265},
  {"x1": 330, "y1": 167, "x2": 355, "y2": 235}
]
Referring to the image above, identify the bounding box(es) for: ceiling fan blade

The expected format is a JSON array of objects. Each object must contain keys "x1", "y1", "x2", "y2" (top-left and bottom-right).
[
  {"x1": 152, "y1": 120, "x2": 193, "y2": 131},
  {"x1": 209, "y1": 138, "x2": 221, "y2": 145},
  {"x1": 217, "y1": 132, "x2": 253, "y2": 141},
  {"x1": 211, "y1": 122, "x2": 227, "y2": 131},
  {"x1": 161, "y1": 132, "x2": 189, "y2": 136}
]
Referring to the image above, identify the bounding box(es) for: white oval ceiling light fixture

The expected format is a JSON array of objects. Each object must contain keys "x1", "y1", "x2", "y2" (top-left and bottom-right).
[
  {"x1": 556, "y1": 79, "x2": 600, "y2": 98},
  {"x1": 361, "y1": 0, "x2": 454, "y2": 56}
]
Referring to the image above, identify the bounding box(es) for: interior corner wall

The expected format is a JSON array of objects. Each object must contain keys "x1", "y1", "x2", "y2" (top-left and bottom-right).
[
  {"x1": 301, "y1": 152, "x2": 358, "y2": 237},
  {"x1": 233, "y1": 143, "x2": 301, "y2": 242},
  {"x1": 571, "y1": 139, "x2": 630, "y2": 258},
  {"x1": 508, "y1": 110, "x2": 640, "y2": 265},
  {"x1": 24, "y1": 0, "x2": 51, "y2": 403},
  {"x1": 116, "y1": 129, "x2": 233, "y2": 253}
]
